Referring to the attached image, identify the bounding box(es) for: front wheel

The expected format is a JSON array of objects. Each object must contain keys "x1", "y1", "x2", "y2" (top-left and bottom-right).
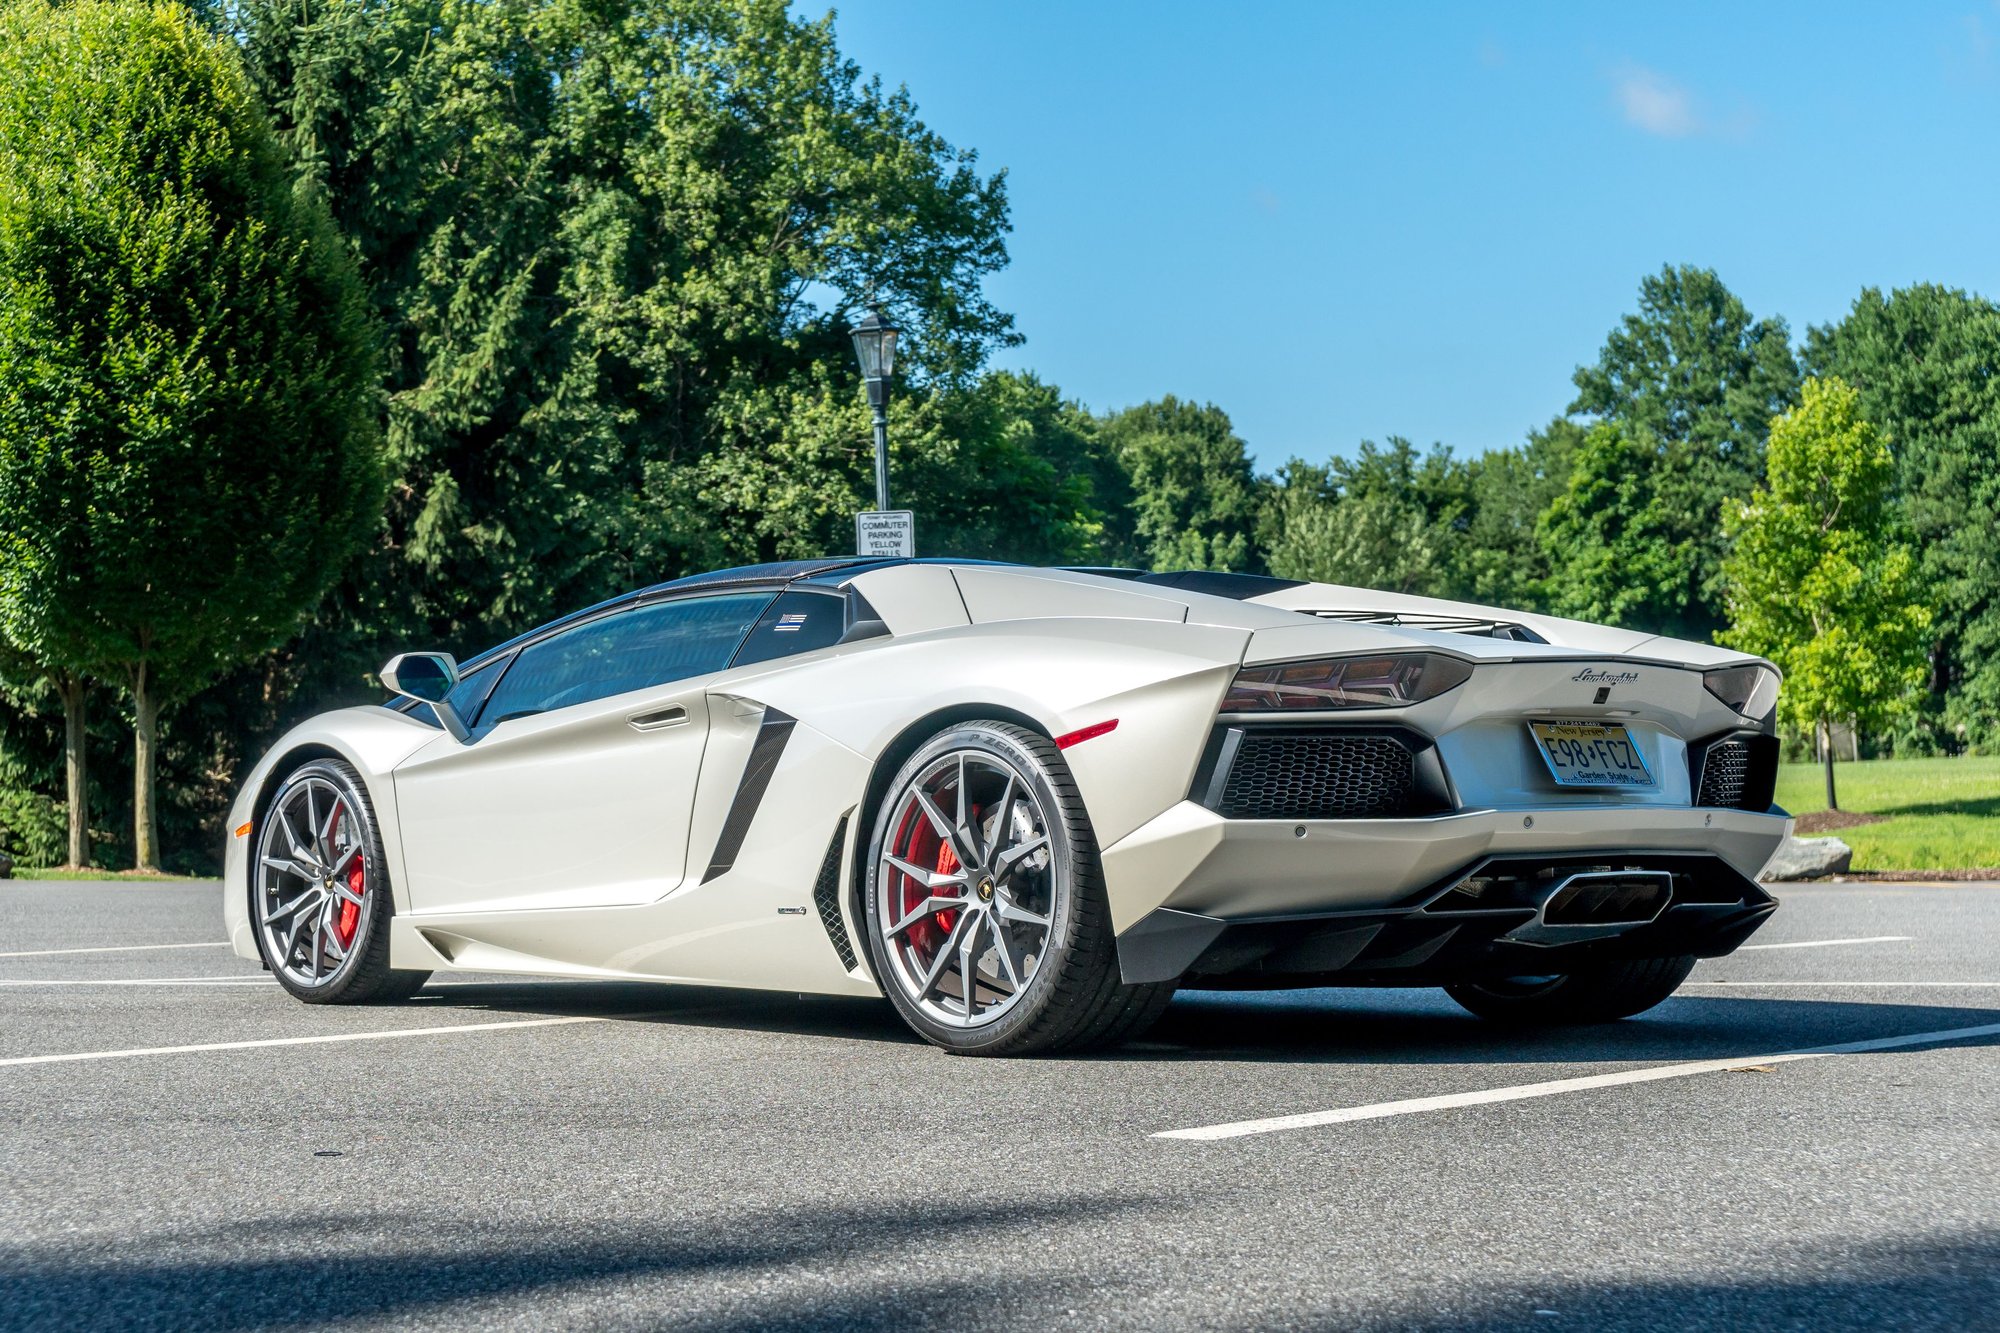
[
  {"x1": 251, "y1": 758, "x2": 429, "y2": 1004},
  {"x1": 1445, "y1": 954, "x2": 1697, "y2": 1025},
  {"x1": 861, "y1": 721, "x2": 1173, "y2": 1056}
]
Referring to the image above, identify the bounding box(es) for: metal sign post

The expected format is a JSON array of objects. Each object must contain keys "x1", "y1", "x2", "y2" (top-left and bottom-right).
[{"x1": 855, "y1": 510, "x2": 916, "y2": 558}]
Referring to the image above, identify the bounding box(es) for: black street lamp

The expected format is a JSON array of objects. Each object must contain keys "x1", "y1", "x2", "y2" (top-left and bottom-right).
[{"x1": 849, "y1": 306, "x2": 899, "y2": 511}]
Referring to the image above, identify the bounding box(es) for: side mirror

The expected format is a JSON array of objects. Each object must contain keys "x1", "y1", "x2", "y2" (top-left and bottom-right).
[{"x1": 381, "y1": 652, "x2": 471, "y2": 742}]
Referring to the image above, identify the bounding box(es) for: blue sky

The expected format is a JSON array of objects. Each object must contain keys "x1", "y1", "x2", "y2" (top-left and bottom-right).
[{"x1": 822, "y1": 2, "x2": 2000, "y2": 468}]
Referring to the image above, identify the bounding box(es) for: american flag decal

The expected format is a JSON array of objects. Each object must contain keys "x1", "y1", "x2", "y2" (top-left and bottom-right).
[{"x1": 774, "y1": 612, "x2": 809, "y2": 633}]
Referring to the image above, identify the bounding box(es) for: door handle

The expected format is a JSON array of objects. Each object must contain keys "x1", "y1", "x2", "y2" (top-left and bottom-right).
[{"x1": 628, "y1": 705, "x2": 689, "y2": 731}]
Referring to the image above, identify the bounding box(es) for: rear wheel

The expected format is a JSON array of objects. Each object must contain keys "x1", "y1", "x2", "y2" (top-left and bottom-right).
[
  {"x1": 1445, "y1": 954, "x2": 1697, "y2": 1025},
  {"x1": 862, "y1": 721, "x2": 1173, "y2": 1055},
  {"x1": 251, "y1": 758, "x2": 429, "y2": 1004}
]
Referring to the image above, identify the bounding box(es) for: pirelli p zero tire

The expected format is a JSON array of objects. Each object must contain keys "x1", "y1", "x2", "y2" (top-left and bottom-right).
[
  {"x1": 1444, "y1": 954, "x2": 1698, "y2": 1026},
  {"x1": 251, "y1": 758, "x2": 429, "y2": 1005},
  {"x1": 862, "y1": 720, "x2": 1173, "y2": 1056}
]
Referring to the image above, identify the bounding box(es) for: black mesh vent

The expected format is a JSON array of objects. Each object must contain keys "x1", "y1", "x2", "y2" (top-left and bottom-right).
[
  {"x1": 1217, "y1": 734, "x2": 1417, "y2": 819},
  {"x1": 812, "y1": 816, "x2": 857, "y2": 971},
  {"x1": 1693, "y1": 734, "x2": 1777, "y2": 812},
  {"x1": 1697, "y1": 740, "x2": 1751, "y2": 807}
]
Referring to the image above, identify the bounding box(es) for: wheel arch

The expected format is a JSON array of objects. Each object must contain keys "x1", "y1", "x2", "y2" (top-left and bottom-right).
[{"x1": 845, "y1": 703, "x2": 1053, "y2": 949}]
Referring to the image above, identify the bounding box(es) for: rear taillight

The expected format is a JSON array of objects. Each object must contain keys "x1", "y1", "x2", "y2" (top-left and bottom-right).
[
  {"x1": 1702, "y1": 664, "x2": 1779, "y2": 721},
  {"x1": 1222, "y1": 653, "x2": 1474, "y2": 711}
]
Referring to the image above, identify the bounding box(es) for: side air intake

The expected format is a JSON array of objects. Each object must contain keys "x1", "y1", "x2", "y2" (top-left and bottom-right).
[{"x1": 812, "y1": 816, "x2": 858, "y2": 971}]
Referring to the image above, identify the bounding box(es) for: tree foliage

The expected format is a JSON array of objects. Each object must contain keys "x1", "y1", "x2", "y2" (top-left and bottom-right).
[
  {"x1": 1719, "y1": 379, "x2": 1931, "y2": 802},
  {"x1": 0, "y1": 0, "x2": 382, "y2": 865},
  {"x1": 1806, "y1": 285, "x2": 2000, "y2": 748},
  {"x1": 1564, "y1": 265, "x2": 1800, "y2": 638},
  {"x1": 1096, "y1": 397, "x2": 1262, "y2": 572},
  {"x1": 1264, "y1": 439, "x2": 1470, "y2": 595},
  {"x1": 223, "y1": 0, "x2": 1019, "y2": 658}
]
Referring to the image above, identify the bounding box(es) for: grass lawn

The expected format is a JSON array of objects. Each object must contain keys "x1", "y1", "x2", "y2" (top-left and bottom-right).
[{"x1": 1775, "y1": 755, "x2": 2000, "y2": 871}]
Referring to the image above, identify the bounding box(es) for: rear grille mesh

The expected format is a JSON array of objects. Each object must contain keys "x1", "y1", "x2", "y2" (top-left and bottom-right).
[
  {"x1": 1693, "y1": 735, "x2": 1777, "y2": 812},
  {"x1": 1697, "y1": 740, "x2": 1751, "y2": 807},
  {"x1": 1217, "y1": 734, "x2": 1416, "y2": 820},
  {"x1": 812, "y1": 817, "x2": 857, "y2": 971}
]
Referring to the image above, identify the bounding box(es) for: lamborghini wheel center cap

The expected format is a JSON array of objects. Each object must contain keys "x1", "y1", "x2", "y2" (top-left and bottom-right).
[{"x1": 977, "y1": 877, "x2": 995, "y2": 902}]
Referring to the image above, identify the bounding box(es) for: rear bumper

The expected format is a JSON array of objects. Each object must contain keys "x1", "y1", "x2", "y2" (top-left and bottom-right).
[{"x1": 1100, "y1": 800, "x2": 1788, "y2": 985}]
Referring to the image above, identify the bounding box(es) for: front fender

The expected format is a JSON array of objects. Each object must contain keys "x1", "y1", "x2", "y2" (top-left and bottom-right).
[{"x1": 223, "y1": 705, "x2": 447, "y2": 960}]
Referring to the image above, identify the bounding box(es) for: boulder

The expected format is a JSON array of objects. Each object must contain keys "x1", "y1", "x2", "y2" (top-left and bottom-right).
[{"x1": 1759, "y1": 835, "x2": 1853, "y2": 881}]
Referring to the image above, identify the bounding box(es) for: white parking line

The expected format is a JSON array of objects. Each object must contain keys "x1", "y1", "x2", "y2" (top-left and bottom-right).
[
  {"x1": 1154, "y1": 1020, "x2": 2000, "y2": 1142},
  {"x1": 0, "y1": 978, "x2": 267, "y2": 987},
  {"x1": 1737, "y1": 936, "x2": 1914, "y2": 951},
  {"x1": 1685, "y1": 980, "x2": 2000, "y2": 987},
  {"x1": 0, "y1": 1014, "x2": 617, "y2": 1068},
  {"x1": 0, "y1": 941, "x2": 231, "y2": 958}
]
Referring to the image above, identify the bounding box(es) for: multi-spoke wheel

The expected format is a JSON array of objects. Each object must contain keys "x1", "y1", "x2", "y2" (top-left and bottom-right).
[
  {"x1": 862, "y1": 721, "x2": 1175, "y2": 1055},
  {"x1": 252, "y1": 758, "x2": 427, "y2": 1003}
]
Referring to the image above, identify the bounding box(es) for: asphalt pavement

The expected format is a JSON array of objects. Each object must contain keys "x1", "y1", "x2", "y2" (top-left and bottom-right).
[{"x1": 2, "y1": 878, "x2": 1996, "y2": 1331}]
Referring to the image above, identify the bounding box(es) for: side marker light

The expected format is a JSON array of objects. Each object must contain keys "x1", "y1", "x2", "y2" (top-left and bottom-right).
[
  {"x1": 234, "y1": 822, "x2": 253, "y2": 839},
  {"x1": 1055, "y1": 718, "x2": 1119, "y2": 750}
]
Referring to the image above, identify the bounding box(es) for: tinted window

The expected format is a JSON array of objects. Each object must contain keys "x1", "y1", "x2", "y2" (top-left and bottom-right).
[
  {"x1": 405, "y1": 658, "x2": 503, "y2": 731},
  {"x1": 731, "y1": 590, "x2": 848, "y2": 668},
  {"x1": 478, "y1": 593, "x2": 772, "y2": 728}
]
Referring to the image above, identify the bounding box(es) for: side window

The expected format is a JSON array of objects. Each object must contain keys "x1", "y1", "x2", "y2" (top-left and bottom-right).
[
  {"x1": 478, "y1": 592, "x2": 772, "y2": 729},
  {"x1": 731, "y1": 590, "x2": 849, "y2": 668}
]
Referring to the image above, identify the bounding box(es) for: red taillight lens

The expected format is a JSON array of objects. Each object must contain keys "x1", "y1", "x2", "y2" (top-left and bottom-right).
[{"x1": 1222, "y1": 653, "x2": 1474, "y2": 711}]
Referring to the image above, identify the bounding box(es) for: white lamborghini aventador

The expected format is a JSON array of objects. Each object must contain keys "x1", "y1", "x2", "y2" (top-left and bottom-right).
[{"x1": 223, "y1": 559, "x2": 1789, "y2": 1054}]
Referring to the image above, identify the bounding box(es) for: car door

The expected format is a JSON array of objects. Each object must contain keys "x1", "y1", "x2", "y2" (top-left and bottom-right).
[{"x1": 392, "y1": 590, "x2": 774, "y2": 915}]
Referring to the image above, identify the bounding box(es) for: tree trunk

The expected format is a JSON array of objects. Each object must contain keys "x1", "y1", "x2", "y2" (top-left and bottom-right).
[
  {"x1": 57, "y1": 672, "x2": 89, "y2": 869},
  {"x1": 1821, "y1": 716, "x2": 1839, "y2": 813},
  {"x1": 132, "y1": 661, "x2": 160, "y2": 872}
]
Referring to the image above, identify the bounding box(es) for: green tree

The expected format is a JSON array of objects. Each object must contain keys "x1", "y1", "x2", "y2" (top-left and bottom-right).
[
  {"x1": 0, "y1": 0, "x2": 382, "y2": 868},
  {"x1": 1720, "y1": 379, "x2": 1931, "y2": 809},
  {"x1": 1097, "y1": 397, "x2": 1262, "y2": 572},
  {"x1": 1566, "y1": 264, "x2": 1800, "y2": 636},
  {"x1": 1806, "y1": 285, "x2": 2000, "y2": 749},
  {"x1": 223, "y1": 0, "x2": 1018, "y2": 660},
  {"x1": 1537, "y1": 423, "x2": 1702, "y2": 634},
  {"x1": 1264, "y1": 439, "x2": 1471, "y2": 596},
  {"x1": 1458, "y1": 417, "x2": 1583, "y2": 610},
  {"x1": 641, "y1": 370, "x2": 1107, "y2": 570}
]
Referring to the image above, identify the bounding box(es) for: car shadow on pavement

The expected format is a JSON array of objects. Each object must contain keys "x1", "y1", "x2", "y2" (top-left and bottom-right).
[
  {"x1": 381, "y1": 978, "x2": 1997, "y2": 1069},
  {"x1": 0, "y1": 1196, "x2": 1147, "y2": 1332},
  {"x1": 1126, "y1": 989, "x2": 2000, "y2": 1068}
]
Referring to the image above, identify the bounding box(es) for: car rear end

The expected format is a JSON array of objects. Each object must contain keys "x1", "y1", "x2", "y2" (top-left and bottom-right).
[{"x1": 1100, "y1": 624, "x2": 1787, "y2": 990}]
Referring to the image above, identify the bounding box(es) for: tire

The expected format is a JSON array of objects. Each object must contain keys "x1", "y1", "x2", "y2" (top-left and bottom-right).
[
  {"x1": 861, "y1": 720, "x2": 1173, "y2": 1056},
  {"x1": 250, "y1": 758, "x2": 429, "y2": 1004},
  {"x1": 1444, "y1": 954, "x2": 1698, "y2": 1025}
]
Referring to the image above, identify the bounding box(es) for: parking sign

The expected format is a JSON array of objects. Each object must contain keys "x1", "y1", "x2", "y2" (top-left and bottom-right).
[{"x1": 855, "y1": 510, "x2": 916, "y2": 558}]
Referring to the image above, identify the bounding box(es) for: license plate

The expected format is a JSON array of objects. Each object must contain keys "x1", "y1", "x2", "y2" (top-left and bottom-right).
[{"x1": 1529, "y1": 720, "x2": 1656, "y2": 789}]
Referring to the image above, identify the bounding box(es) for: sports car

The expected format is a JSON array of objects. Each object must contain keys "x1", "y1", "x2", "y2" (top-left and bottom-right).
[{"x1": 223, "y1": 558, "x2": 1788, "y2": 1055}]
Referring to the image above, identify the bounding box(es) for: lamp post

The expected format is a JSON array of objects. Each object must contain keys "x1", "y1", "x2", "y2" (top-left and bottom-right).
[{"x1": 849, "y1": 306, "x2": 899, "y2": 511}]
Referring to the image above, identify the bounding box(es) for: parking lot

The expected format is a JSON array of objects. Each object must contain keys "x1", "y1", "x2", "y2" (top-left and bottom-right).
[{"x1": 3, "y1": 879, "x2": 1996, "y2": 1331}]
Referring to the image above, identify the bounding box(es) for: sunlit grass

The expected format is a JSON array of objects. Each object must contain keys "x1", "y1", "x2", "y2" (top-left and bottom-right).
[{"x1": 1775, "y1": 756, "x2": 2000, "y2": 871}]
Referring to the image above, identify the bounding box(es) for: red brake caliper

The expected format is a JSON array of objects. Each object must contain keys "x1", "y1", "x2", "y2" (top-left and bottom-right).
[{"x1": 329, "y1": 801, "x2": 362, "y2": 946}]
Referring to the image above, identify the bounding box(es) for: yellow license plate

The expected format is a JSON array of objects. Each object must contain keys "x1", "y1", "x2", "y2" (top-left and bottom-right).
[{"x1": 1529, "y1": 720, "x2": 1656, "y2": 789}]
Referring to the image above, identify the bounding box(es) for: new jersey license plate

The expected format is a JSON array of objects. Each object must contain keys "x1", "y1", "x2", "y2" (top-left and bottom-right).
[{"x1": 1529, "y1": 720, "x2": 1657, "y2": 789}]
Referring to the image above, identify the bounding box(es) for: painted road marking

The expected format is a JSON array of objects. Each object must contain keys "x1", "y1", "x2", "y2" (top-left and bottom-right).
[
  {"x1": 1685, "y1": 980, "x2": 2000, "y2": 987},
  {"x1": 0, "y1": 1014, "x2": 621, "y2": 1068},
  {"x1": 1154, "y1": 1020, "x2": 2000, "y2": 1142},
  {"x1": 0, "y1": 978, "x2": 267, "y2": 987},
  {"x1": 1737, "y1": 936, "x2": 1914, "y2": 951},
  {"x1": 0, "y1": 941, "x2": 231, "y2": 958}
]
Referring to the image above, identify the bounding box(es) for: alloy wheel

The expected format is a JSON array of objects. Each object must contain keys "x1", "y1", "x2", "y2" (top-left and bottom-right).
[
  {"x1": 874, "y1": 749, "x2": 1058, "y2": 1028},
  {"x1": 254, "y1": 773, "x2": 371, "y2": 989}
]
